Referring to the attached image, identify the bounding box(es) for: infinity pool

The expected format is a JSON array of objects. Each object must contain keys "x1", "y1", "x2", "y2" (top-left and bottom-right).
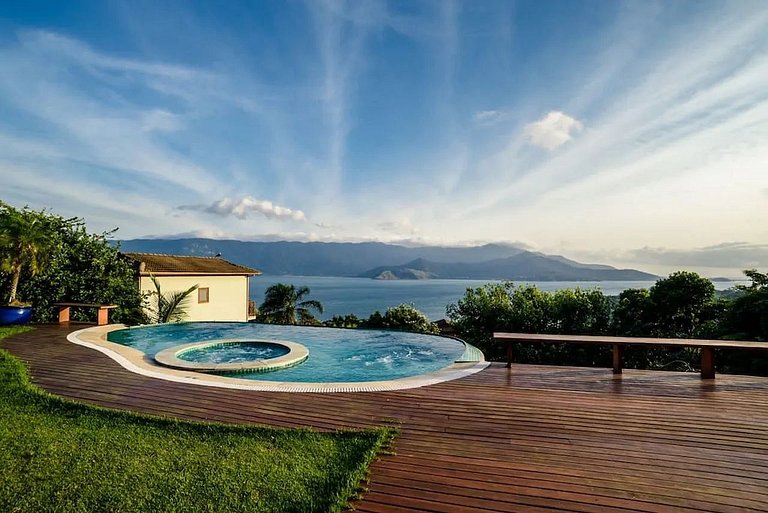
[{"x1": 107, "y1": 323, "x2": 479, "y2": 383}]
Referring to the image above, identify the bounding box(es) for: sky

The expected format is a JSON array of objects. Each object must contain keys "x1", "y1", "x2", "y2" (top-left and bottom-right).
[{"x1": 1, "y1": 0, "x2": 767, "y2": 277}]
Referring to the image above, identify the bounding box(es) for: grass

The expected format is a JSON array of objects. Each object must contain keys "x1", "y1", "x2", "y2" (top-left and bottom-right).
[{"x1": 0, "y1": 326, "x2": 395, "y2": 513}]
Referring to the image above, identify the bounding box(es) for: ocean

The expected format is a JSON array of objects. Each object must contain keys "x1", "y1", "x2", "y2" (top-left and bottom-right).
[{"x1": 249, "y1": 276, "x2": 746, "y2": 321}]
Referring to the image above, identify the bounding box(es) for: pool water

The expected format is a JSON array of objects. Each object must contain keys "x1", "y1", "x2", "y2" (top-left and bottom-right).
[
  {"x1": 108, "y1": 323, "x2": 472, "y2": 383},
  {"x1": 179, "y1": 342, "x2": 290, "y2": 364}
]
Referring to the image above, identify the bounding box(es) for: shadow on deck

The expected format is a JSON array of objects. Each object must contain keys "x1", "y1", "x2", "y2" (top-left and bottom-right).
[{"x1": 3, "y1": 325, "x2": 768, "y2": 513}]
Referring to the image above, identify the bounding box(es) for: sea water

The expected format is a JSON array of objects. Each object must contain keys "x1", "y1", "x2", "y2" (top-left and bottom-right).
[{"x1": 249, "y1": 276, "x2": 745, "y2": 321}]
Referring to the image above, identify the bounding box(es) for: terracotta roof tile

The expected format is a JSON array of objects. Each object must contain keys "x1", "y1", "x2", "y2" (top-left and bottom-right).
[{"x1": 122, "y1": 253, "x2": 261, "y2": 275}]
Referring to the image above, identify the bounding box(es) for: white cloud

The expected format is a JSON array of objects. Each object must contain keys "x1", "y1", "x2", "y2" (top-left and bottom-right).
[
  {"x1": 523, "y1": 111, "x2": 584, "y2": 150},
  {"x1": 180, "y1": 196, "x2": 307, "y2": 222}
]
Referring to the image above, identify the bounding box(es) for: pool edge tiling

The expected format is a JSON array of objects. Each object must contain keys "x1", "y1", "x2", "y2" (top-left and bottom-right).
[{"x1": 69, "y1": 325, "x2": 490, "y2": 393}]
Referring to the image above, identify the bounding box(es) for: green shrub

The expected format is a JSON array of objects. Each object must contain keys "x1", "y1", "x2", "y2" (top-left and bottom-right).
[{"x1": 363, "y1": 304, "x2": 439, "y2": 334}]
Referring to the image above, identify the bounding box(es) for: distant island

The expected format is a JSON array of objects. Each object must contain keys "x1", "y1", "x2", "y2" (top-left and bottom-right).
[
  {"x1": 359, "y1": 255, "x2": 656, "y2": 281},
  {"x1": 118, "y1": 238, "x2": 657, "y2": 281}
]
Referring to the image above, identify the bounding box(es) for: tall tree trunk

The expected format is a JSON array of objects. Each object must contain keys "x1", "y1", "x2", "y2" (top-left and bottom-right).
[{"x1": 8, "y1": 267, "x2": 20, "y2": 304}]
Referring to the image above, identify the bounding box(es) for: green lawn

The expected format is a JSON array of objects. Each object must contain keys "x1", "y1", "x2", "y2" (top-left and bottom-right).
[{"x1": 0, "y1": 327, "x2": 393, "y2": 513}]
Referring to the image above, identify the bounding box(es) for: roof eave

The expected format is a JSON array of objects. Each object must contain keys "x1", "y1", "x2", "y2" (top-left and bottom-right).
[{"x1": 138, "y1": 271, "x2": 262, "y2": 277}]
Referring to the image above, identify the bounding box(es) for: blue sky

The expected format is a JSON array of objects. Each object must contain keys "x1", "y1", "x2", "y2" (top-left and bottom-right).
[{"x1": 1, "y1": 0, "x2": 767, "y2": 276}]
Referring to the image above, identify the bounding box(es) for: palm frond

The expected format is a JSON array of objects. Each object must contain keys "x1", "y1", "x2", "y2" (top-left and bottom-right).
[
  {"x1": 298, "y1": 299, "x2": 324, "y2": 314},
  {"x1": 296, "y1": 308, "x2": 318, "y2": 325},
  {"x1": 259, "y1": 283, "x2": 323, "y2": 325},
  {"x1": 294, "y1": 286, "x2": 311, "y2": 301},
  {"x1": 148, "y1": 273, "x2": 198, "y2": 323},
  {"x1": 159, "y1": 284, "x2": 198, "y2": 323}
]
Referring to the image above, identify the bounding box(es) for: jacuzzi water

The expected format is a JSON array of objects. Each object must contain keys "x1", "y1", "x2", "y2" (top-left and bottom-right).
[
  {"x1": 107, "y1": 322, "x2": 470, "y2": 383},
  {"x1": 179, "y1": 342, "x2": 290, "y2": 364}
]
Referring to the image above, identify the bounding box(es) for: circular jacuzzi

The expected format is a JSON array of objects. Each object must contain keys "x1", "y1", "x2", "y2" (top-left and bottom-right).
[{"x1": 154, "y1": 339, "x2": 309, "y2": 373}]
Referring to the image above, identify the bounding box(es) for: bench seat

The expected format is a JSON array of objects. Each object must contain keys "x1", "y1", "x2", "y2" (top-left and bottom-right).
[
  {"x1": 55, "y1": 303, "x2": 118, "y2": 326},
  {"x1": 494, "y1": 332, "x2": 768, "y2": 379}
]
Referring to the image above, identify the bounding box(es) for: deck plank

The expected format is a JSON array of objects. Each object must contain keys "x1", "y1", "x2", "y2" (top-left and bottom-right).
[{"x1": 3, "y1": 325, "x2": 768, "y2": 513}]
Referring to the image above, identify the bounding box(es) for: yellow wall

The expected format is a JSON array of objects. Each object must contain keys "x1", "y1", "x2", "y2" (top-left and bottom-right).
[{"x1": 139, "y1": 275, "x2": 250, "y2": 322}]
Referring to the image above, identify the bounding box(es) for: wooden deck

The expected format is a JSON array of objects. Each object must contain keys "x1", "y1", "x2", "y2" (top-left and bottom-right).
[{"x1": 3, "y1": 325, "x2": 768, "y2": 513}]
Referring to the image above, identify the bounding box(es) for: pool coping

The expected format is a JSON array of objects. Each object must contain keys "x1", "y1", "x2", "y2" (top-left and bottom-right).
[{"x1": 67, "y1": 324, "x2": 490, "y2": 393}]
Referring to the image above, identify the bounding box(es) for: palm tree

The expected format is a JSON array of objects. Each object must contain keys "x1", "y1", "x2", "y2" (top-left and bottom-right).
[
  {"x1": 259, "y1": 284, "x2": 324, "y2": 325},
  {"x1": 148, "y1": 274, "x2": 198, "y2": 323},
  {"x1": 0, "y1": 203, "x2": 57, "y2": 304}
]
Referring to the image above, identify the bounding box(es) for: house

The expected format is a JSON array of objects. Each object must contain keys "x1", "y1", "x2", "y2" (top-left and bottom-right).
[{"x1": 123, "y1": 253, "x2": 261, "y2": 322}]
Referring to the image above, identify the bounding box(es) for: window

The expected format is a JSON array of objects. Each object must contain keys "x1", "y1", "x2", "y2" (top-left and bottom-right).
[{"x1": 198, "y1": 287, "x2": 209, "y2": 304}]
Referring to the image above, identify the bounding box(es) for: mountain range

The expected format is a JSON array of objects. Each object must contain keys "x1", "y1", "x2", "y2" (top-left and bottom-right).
[{"x1": 117, "y1": 238, "x2": 657, "y2": 281}]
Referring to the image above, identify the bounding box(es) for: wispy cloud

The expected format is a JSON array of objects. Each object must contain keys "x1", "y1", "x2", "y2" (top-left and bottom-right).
[
  {"x1": 377, "y1": 217, "x2": 418, "y2": 236},
  {"x1": 306, "y1": 1, "x2": 382, "y2": 196},
  {"x1": 179, "y1": 197, "x2": 307, "y2": 222},
  {"x1": 0, "y1": 27, "x2": 325, "y2": 237},
  {"x1": 140, "y1": 110, "x2": 184, "y2": 133},
  {"x1": 451, "y1": 6, "x2": 768, "y2": 255},
  {"x1": 473, "y1": 110, "x2": 504, "y2": 125},
  {"x1": 2, "y1": 2, "x2": 766, "y2": 276},
  {"x1": 0, "y1": 30, "x2": 222, "y2": 195}
]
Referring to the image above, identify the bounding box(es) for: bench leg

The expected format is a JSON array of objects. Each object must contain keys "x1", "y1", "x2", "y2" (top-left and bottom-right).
[
  {"x1": 58, "y1": 306, "x2": 71, "y2": 324},
  {"x1": 97, "y1": 307, "x2": 110, "y2": 326},
  {"x1": 612, "y1": 344, "x2": 623, "y2": 374},
  {"x1": 506, "y1": 341, "x2": 513, "y2": 368},
  {"x1": 701, "y1": 347, "x2": 715, "y2": 379}
]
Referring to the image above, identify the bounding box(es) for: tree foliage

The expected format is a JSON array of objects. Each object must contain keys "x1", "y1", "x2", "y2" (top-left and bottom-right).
[
  {"x1": 362, "y1": 304, "x2": 439, "y2": 334},
  {"x1": 447, "y1": 283, "x2": 611, "y2": 359},
  {"x1": 505, "y1": 285, "x2": 552, "y2": 333},
  {"x1": 323, "y1": 314, "x2": 362, "y2": 329},
  {"x1": 445, "y1": 282, "x2": 515, "y2": 353},
  {"x1": 725, "y1": 269, "x2": 768, "y2": 341},
  {"x1": 0, "y1": 202, "x2": 145, "y2": 323},
  {"x1": 647, "y1": 271, "x2": 716, "y2": 337},
  {"x1": 550, "y1": 288, "x2": 612, "y2": 335},
  {"x1": 611, "y1": 288, "x2": 652, "y2": 336},
  {"x1": 0, "y1": 202, "x2": 59, "y2": 304},
  {"x1": 258, "y1": 284, "x2": 324, "y2": 325}
]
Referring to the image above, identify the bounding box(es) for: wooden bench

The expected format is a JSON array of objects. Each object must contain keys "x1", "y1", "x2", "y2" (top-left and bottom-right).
[
  {"x1": 55, "y1": 303, "x2": 118, "y2": 326},
  {"x1": 494, "y1": 332, "x2": 768, "y2": 379}
]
